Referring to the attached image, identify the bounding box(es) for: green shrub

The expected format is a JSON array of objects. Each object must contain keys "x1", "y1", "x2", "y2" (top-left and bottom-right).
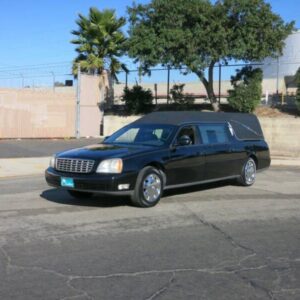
[
  {"x1": 228, "y1": 67, "x2": 263, "y2": 113},
  {"x1": 295, "y1": 68, "x2": 300, "y2": 111},
  {"x1": 122, "y1": 85, "x2": 153, "y2": 114},
  {"x1": 170, "y1": 83, "x2": 195, "y2": 108}
]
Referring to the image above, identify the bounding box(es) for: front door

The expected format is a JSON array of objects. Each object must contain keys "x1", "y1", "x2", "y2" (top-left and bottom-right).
[{"x1": 165, "y1": 125, "x2": 205, "y2": 186}]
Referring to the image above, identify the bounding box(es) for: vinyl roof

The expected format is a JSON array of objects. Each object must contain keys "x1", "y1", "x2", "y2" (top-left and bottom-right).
[{"x1": 134, "y1": 111, "x2": 264, "y2": 140}]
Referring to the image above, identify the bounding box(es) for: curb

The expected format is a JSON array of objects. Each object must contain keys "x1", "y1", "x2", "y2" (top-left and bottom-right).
[
  {"x1": 0, "y1": 156, "x2": 299, "y2": 179},
  {"x1": 271, "y1": 157, "x2": 300, "y2": 167}
]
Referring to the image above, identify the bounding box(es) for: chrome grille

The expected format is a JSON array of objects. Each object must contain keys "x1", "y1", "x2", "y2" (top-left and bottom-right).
[{"x1": 56, "y1": 158, "x2": 95, "y2": 174}]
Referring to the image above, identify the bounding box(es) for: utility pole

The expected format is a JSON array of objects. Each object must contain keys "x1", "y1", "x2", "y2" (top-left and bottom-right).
[
  {"x1": 138, "y1": 62, "x2": 142, "y2": 84},
  {"x1": 154, "y1": 83, "x2": 158, "y2": 106},
  {"x1": 125, "y1": 71, "x2": 128, "y2": 88},
  {"x1": 76, "y1": 64, "x2": 81, "y2": 139},
  {"x1": 167, "y1": 66, "x2": 170, "y2": 104},
  {"x1": 276, "y1": 57, "x2": 279, "y2": 96},
  {"x1": 218, "y1": 64, "x2": 222, "y2": 104}
]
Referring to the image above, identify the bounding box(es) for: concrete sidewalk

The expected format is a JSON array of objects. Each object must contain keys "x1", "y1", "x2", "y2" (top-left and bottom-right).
[
  {"x1": 0, "y1": 156, "x2": 299, "y2": 178},
  {"x1": 0, "y1": 157, "x2": 51, "y2": 178}
]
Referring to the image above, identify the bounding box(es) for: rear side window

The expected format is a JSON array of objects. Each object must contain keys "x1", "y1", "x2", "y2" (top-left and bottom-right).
[{"x1": 198, "y1": 124, "x2": 229, "y2": 145}]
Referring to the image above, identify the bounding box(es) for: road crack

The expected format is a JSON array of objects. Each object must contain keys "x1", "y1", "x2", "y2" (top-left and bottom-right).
[
  {"x1": 178, "y1": 201, "x2": 255, "y2": 253},
  {"x1": 273, "y1": 287, "x2": 300, "y2": 294},
  {"x1": 144, "y1": 272, "x2": 176, "y2": 300},
  {"x1": 1, "y1": 240, "x2": 294, "y2": 300},
  {"x1": 0, "y1": 242, "x2": 274, "y2": 299},
  {"x1": 177, "y1": 201, "x2": 280, "y2": 299},
  {"x1": 0, "y1": 245, "x2": 94, "y2": 300}
]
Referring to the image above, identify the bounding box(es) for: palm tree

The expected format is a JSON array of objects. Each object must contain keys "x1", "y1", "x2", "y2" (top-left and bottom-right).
[{"x1": 71, "y1": 8, "x2": 126, "y2": 81}]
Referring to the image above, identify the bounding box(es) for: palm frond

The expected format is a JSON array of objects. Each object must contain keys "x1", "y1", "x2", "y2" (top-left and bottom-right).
[{"x1": 71, "y1": 7, "x2": 127, "y2": 77}]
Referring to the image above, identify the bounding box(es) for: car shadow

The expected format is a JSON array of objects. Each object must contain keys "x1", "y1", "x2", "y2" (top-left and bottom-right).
[
  {"x1": 40, "y1": 189, "x2": 131, "y2": 208},
  {"x1": 41, "y1": 179, "x2": 236, "y2": 208}
]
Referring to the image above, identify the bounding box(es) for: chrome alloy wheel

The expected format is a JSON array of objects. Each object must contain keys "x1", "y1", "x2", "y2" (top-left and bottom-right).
[
  {"x1": 142, "y1": 174, "x2": 162, "y2": 202},
  {"x1": 245, "y1": 159, "x2": 256, "y2": 185}
]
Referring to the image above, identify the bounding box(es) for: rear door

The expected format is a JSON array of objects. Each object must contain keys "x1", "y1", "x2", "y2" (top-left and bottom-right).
[{"x1": 197, "y1": 123, "x2": 235, "y2": 180}]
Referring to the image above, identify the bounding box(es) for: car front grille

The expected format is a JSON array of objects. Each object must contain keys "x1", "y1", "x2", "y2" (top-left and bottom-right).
[{"x1": 55, "y1": 158, "x2": 95, "y2": 174}]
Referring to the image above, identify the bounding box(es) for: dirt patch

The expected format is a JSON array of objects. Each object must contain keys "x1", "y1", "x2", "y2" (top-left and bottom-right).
[
  {"x1": 255, "y1": 106, "x2": 299, "y2": 118},
  {"x1": 106, "y1": 103, "x2": 300, "y2": 118}
]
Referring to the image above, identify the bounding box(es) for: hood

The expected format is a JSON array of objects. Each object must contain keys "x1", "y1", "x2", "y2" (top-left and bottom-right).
[{"x1": 56, "y1": 143, "x2": 155, "y2": 160}]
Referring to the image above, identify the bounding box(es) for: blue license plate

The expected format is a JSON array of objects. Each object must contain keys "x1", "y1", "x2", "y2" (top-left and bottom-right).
[{"x1": 61, "y1": 177, "x2": 74, "y2": 188}]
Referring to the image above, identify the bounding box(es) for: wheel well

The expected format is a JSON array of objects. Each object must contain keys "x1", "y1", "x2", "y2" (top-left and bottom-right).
[{"x1": 249, "y1": 155, "x2": 258, "y2": 168}]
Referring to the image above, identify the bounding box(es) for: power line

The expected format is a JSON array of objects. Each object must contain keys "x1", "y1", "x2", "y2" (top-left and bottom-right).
[
  {"x1": 0, "y1": 61, "x2": 72, "y2": 72},
  {"x1": 0, "y1": 66, "x2": 71, "y2": 74},
  {"x1": 0, "y1": 73, "x2": 73, "y2": 80}
]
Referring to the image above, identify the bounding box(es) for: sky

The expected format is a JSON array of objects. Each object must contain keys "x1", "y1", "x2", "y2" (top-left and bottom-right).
[{"x1": 0, "y1": 0, "x2": 299, "y2": 87}]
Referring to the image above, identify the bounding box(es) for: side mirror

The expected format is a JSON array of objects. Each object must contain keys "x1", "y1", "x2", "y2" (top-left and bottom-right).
[
  {"x1": 177, "y1": 135, "x2": 192, "y2": 146},
  {"x1": 103, "y1": 136, "x2": 110, "y2": 141}
]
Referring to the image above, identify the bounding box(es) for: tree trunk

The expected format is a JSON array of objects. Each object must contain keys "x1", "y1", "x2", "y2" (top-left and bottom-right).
[
  {"x1": 208, "y1": 62, "x2": 220, "y2": 112},
  {"x1": 196, "y1": 63, "x2": 220, "y2": 112}
]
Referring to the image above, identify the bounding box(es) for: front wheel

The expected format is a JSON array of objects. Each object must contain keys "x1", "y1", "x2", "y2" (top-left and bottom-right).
[
  {"x1": 237, "y1": 157, "x2": 256, "y2": 186},
  {"x1": 130, "y1": 166, "x2": 164, "y2": 208},
  {"x1": 68, "y1": 190, "x2": 94, "y2": 199}
]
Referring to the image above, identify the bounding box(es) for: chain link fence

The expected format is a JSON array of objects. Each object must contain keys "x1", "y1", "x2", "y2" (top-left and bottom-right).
[
  {"x1": 0, "y1": 62, "x2": 75, "y2": 90},
  {"x1": 0, "y1": 59, "x2": 299, "y2": 112},
  {"x1": 113, "y1": 61, "x2": 300, "y2": 108}
]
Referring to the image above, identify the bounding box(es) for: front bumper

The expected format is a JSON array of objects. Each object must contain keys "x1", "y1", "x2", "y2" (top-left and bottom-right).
[{"x1": 45, "y1": 168, "x2": 137, "y2": 196}]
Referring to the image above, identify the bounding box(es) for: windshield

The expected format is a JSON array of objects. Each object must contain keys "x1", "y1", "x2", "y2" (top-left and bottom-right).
[{"x1": 104, "y1": 124, "x2": 175, "y2": 147}]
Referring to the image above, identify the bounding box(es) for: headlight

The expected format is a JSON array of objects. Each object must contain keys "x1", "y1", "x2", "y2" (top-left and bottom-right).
[
  {"x1": 96, "y1": 158, "x2": 123, "y2": 174},
  {"x1": 49, "y1": 156, "x2": 56, "y2": 168}
]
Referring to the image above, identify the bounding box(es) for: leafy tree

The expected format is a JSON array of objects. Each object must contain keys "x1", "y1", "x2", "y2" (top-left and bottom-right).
[
  {"x1": 295, "y1": 68, "x2": 300, "y2": 112},
  {"x1": 228, "y1": 67, "x2": 263, "y2": 113},
  {"x1": 71, "y1": 8, "x2": 126, "y2": 80},
  {"x1": 170, "y1": 84, "x2": 195, "y2": 108},
  {"x1": 127, "y1": 0, "x2": 294, "y2": 111},
  {"x1": 122, "y1": 85, "x2": 153, "y2": 114}
]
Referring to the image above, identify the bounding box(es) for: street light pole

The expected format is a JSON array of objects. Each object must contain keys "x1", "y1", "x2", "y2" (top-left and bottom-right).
[{"x1": 76, "y1": 64, "x2": 81, "y2": 139}]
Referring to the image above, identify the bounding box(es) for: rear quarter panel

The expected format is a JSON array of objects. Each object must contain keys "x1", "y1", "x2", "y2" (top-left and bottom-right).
[{"x1": 242, "y1": 140, "x2": 271, "y2": 170}]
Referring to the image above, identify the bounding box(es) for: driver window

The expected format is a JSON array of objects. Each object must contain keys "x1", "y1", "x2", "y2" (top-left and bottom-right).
[{"x1": 177, "y1": 126, "x2": 196, "y2": 145}]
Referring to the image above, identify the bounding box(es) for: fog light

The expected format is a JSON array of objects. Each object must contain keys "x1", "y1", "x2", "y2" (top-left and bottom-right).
[{"x1": 118, "y1": 184, "x2": 130, "y2": 190}]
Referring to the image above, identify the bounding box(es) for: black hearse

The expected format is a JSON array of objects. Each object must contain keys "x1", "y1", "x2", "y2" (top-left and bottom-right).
[{"x1": 45, "y1": 112, "x2": 270, "y2": 207}]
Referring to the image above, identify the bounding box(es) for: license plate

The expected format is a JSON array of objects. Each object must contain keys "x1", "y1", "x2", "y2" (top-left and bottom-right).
[{"x1": 61, "y1": 177, "x2": 74, "y2": 188}]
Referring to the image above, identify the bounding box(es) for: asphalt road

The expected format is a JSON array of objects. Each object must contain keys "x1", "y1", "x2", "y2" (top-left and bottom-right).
[
  {"x1": 0, "y1": 167, "x2": 299, "y2": 300},
  {"x1": 0, "y1": 138, "x2": 101, "y2": 158}
]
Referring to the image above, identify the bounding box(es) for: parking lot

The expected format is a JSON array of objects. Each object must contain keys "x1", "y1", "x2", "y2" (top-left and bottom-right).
[{"x1": 0, "y1": 167, "x2": 299, "y2": 300}]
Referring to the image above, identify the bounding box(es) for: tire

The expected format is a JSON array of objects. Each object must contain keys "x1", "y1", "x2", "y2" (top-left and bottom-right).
[
  {"x1": 237, "y1": 157, "x2": 257, "y2": 186},
  {"x1": 68, "y1": 190, "x2": 94, "y2": 199},
  {"x1": 130, "y1": 166, "x2": 164, "y2": 208}
]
